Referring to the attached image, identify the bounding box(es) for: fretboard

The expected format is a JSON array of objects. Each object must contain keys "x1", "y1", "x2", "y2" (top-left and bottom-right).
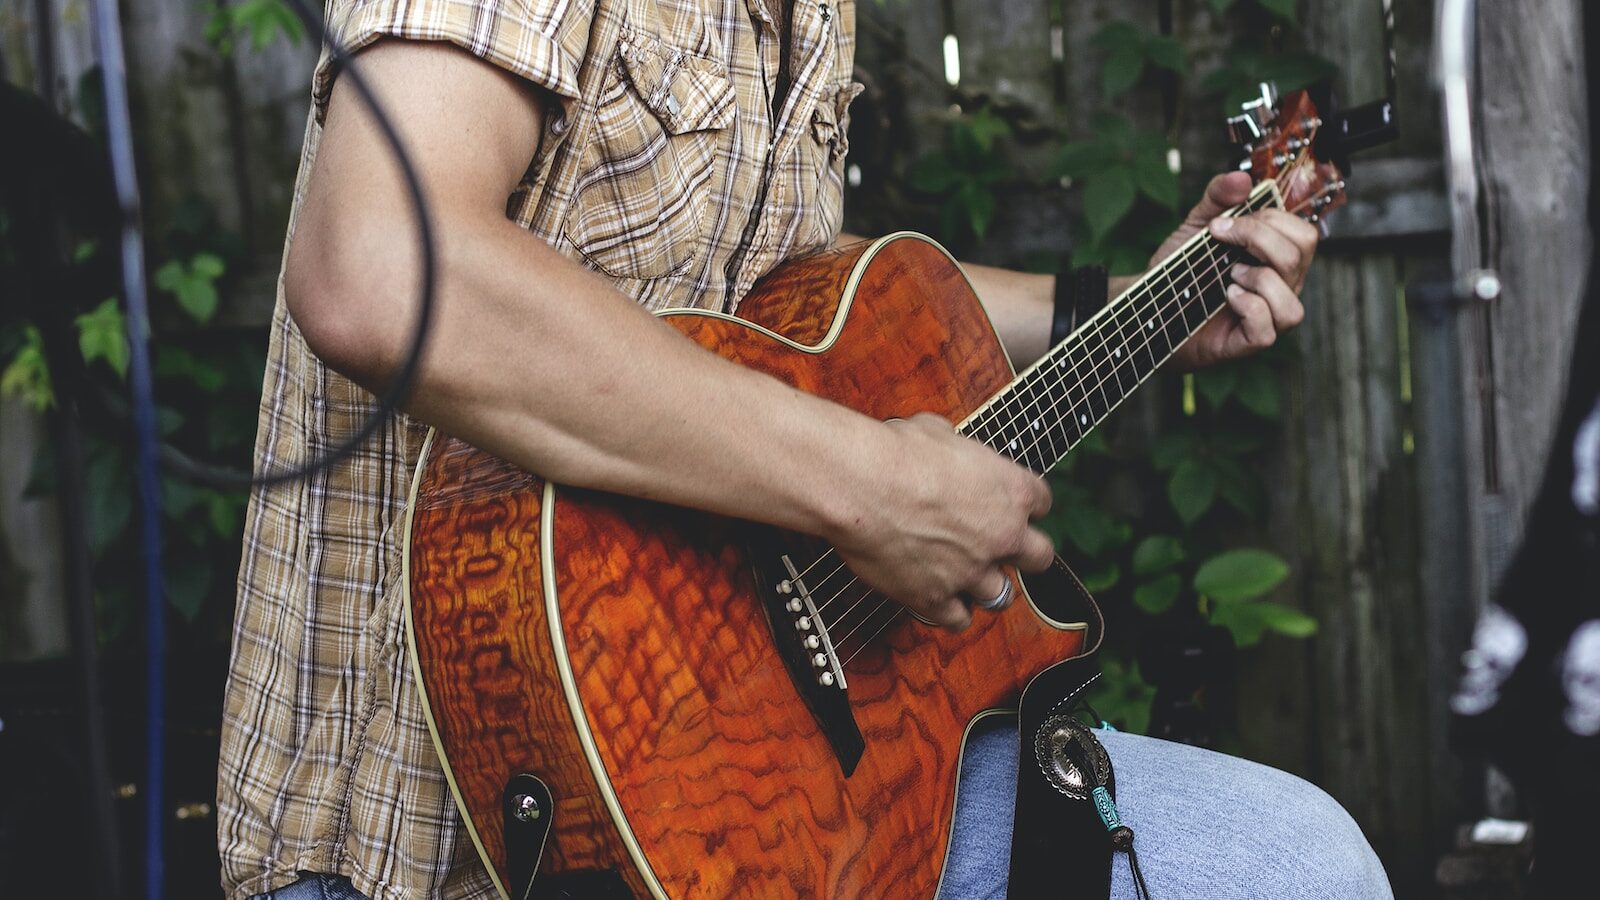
[{"x1": 959, "y1": 182, "x2": 1281, "y2": 473}]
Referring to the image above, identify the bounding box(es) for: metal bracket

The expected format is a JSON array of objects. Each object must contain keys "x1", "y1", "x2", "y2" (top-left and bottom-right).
[{"x1": 503, "y1": 774, "x2": 554, "y2": 900}]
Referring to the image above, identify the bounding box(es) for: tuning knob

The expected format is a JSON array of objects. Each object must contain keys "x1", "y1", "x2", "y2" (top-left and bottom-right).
[{"x1": 1226, "y1": 81, "x2": 1279, "y2": 147}]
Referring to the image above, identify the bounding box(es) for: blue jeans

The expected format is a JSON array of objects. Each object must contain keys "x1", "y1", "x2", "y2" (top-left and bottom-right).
[{"x1": 256, "y1": 726, "x2": 1391, "y2": 900}]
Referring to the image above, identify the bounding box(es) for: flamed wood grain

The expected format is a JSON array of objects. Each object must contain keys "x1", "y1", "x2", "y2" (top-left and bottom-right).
[{"x1": 407, "y1": 235, "x2": 1089, "y2": 898}]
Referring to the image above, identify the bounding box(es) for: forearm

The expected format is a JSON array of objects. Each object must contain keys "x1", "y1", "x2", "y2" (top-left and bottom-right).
[{"x1": 292, "y1": 213, "x2": 894, "y2": 541}]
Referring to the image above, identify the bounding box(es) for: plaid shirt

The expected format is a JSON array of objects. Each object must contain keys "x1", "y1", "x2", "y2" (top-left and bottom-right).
[{"x1": 216, "y1": 1, "x2": 859, "y2": 897}]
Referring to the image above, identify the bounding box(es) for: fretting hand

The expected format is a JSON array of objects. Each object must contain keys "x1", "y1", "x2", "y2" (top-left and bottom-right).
[{"x1": 1155, "y1": 172, "x2": 1321, "y2": 370}]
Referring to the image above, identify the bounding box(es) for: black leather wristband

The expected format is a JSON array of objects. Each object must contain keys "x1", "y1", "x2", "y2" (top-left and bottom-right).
[{"x1": 1049, "y1": 264, "x2": 1109, "y2": 348}]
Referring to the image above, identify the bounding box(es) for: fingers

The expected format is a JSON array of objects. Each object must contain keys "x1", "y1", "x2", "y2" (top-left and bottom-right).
[
  {"x1": 1229, "y1": 263, "x2": 1304, "y2": 331},
  {"x1": 924, "y1": 595, "x2": 973, "y2": 632},
  {"x1": 1007, "y1": 525, "x2": 1056, "y2": 573},
  {"x1": 1184, "y1": 171, "x2": 1254, "y2": 228},
  {"x1": 1209, "y1": 209, "x2": 1318, "y2": 290},
  {"x1": 1223, "y1": 283, "x2": 1278, "y2": 350}
]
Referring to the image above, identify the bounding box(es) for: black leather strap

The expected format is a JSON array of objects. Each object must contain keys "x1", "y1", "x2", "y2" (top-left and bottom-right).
[
  {"x1": 1049, "y1": 265, "x2": 1110, "y2": 348},
  {"x1": 1006, "y1": 557, "x2": 1114, "y2": 899}
]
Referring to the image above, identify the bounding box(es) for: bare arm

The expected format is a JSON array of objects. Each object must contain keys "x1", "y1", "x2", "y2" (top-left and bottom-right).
[{"x1": 286, "y1": 42, "x2": 1053, "y2": 629}]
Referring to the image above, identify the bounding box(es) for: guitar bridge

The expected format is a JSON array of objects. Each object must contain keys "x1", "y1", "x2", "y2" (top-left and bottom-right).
[
  {"x1": 749, "y1": 530, "x2": 865, "y2": 776},
  {"x1": 778, "y1": 555, "x2": 849, "y2": 690}
]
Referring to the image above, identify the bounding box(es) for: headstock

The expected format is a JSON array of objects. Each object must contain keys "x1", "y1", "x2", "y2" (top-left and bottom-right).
[{"x1": 1226, "y1": 82, "x2": 1349, "y2": 231}]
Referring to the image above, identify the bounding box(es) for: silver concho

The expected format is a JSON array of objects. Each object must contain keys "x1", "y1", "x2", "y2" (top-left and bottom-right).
[{"x1": 1033, "y1": 713, "x2": 1112, "y2": 800}]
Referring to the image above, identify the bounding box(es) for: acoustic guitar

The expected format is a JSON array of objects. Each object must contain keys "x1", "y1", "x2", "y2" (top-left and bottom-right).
[{"x1": 403, "y1": 86, "x2": 1348, "y2": 899}]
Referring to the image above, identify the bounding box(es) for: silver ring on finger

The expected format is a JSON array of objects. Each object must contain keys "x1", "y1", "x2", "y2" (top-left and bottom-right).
[{"x1": 976, "y1": 578, "x2": 1014, "y2": 611}]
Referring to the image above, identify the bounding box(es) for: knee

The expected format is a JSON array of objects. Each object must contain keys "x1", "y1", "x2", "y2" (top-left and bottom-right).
[{"x1": 1259, "y1": 772, "x2": 1393, "y2": 899}]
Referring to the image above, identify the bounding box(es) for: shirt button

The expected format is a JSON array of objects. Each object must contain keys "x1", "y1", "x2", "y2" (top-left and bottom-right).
[
  {"x1": 550, "y1": 117, "x2": 568, "y2": 135},
  {"x1": 818, "y1": 3, "x2": 830, "y2": 21}
]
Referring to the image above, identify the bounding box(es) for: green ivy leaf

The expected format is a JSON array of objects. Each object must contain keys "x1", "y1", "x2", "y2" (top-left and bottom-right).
[
  {"x1": 1211, "y1": 598, "x2": 1269, "y2": 645},
  {"x1": 1108, "y1": 245, "x2": 1150, "y2": 277},
  {"x1": 966, "y1": 107, "x2": 1010, "y2": 154},
  {"x1": 75, "y1": 298, "x2": 129, "y2": 377},
  {"x1": 1083, "y1": 167, "x2": 1136, "y2": 242},
  {"x1": 1236, "y1": 362, "x2": 1282, "y2": 419},
  {"x1": 907, "y1": 154, "x2": 963, "y2": 193},
  {"x1": 1081, "y1": 562, "x2": 1121, "y2": 593},
  {"x1": 1145, "y1": 35, "x2": 1187, "y2": 73},
  {"x1": 1150, "y1": 432, "x2": 1197, "y2": 471},
  {"x1": 1090, "y1": 21, "x2": 1144, "y2": 54},
  {"x1": 1257, "y1": 601, "x2": 1318, "y2": 637},
  {"x1": 157, "y1": 406, "x2": 186, "y2": 436},
  {"x1": 1133, "y1": 572, "x2": 1182, "y2": 614},
  {"x1": 166, "y1": 555, "x2": 212, "y2": 622},
  {"x1": 157, "y1": 346, "x2": 228, "y2": 393},
  {"x1": 1059, "y1": 500, "x2": 1116, "y2": 558},
  {"x1": 960, "y1": 180, "x2": 997, "y2": 239},
  {"x1": 191, "y1": 252, "x2": 225, "y2": 279},
  {"x1": 1213, "y1": 455, "x2": 1269, "y2": 520},
  {"x1": 1212, "y1": 600, "x2": 1315, "y2": 646},
  {"x1": 84, "y1": 448, "x2": 131, "y2": 555},
  {"x1": 1132, "y1": 534, "x2": 1185, "y2": 577},
  {"x1": 1054, "y1": 142, "x2": 1118, "y2": 180},
  {"x1": 1168, "y1": 458, "x2": 1218, "y2": 524},
  {"x1": 1194, "y1": 548, "x2": 1289, "y2": 603},
  {"x1": 1084, "y1": 655, "x2": 1154, "y2": 734},
  {"x1": 161, "y1": 477, "x2": 204, "y2": 517},
  {"x1": 1102, "y1": 43, "x2": 1146, "y2": 99},
  {"x1": 1257, "y1": 0, "x2": 1298, "y2": 21},
  {"x1": 207, "y1": 491, "x2": 245, "y2": 537},
  {"x1": 0, "y1": 326, "x2": 55, "y2": 410},
  {"x1": 1132, "y1": 147, "x2": 1178, "y2": 209},
  {"x1": 1194, "y1": 366, "x2": 1240, "y2": 408}
]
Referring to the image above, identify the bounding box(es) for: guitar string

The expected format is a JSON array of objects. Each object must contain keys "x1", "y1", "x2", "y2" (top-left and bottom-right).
[
  {"x1": 819, "y1": 241, "x2": 1244, "y2": 645},
  {"x1": 812, "y1": 230, "x2": 1248, "y2": 630},
  {"x1": 810, "y1": 227, "x2": 1254, "y2": 627},
  {"x1": 814, "y1": 244, "x2": 1242, "y2": 634},
  {"x1": 826, "y1": 175, "x2": 1321, "y2": 654},
  {"x1": 793, "y1": 195, "x2": 1271, "y2": 600},
  {"x1": 785, "y1": 190, "x2": 1271, "y2": 592},
  {"x1": 829, "y1": 176, "x2": 1323, "y2": 656},
  {"x1": 826, "y1": 163, "x2": 1324, "y2": 659},
  {"x1": 960, "y1": 185, "x2": 1280, "y2": 459},
  {"x1": 801, "y1": 177, "x2": 1301, "y2": 633},
  {"x1": 788, "y1": 189, "x2": 1270, "y2": 597},
  {"x1": 983, "y1": 168, "x2": 1299, "y2": 440}
]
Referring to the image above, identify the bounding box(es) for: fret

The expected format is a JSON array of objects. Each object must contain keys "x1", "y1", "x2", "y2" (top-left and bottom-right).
[
  {"x1": 961, "y1": 184, "x2": 1285, "y2": 476},
  {"x1": 1015, "y1": 376, "x2": 1052, "y2": 472}
]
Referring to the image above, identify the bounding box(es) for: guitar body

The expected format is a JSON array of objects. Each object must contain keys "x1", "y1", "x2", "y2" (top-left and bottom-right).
[{"x1": 404, "y1": 233, "x2": 1093, "y2": 899}]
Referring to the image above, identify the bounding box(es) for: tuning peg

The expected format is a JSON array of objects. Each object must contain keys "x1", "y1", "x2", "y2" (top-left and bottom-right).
[{"x1": 1226, "y1": 82, "x2": 1280, "y2": 148}]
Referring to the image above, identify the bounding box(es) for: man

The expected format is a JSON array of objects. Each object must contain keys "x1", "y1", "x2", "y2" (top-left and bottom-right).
[{"x1": 218, "y1": 0, "x2": 1392, "y2": 897}]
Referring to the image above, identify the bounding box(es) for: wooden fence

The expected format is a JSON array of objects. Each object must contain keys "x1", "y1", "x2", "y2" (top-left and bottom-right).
[{"x1": 1, "y1": 0, "x2": 1590, "y2": 896}]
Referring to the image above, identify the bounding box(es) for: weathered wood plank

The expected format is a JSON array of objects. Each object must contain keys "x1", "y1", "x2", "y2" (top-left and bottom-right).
[{"x1": 1462, "y1": 0, "x2": 1589, "y2": 603}]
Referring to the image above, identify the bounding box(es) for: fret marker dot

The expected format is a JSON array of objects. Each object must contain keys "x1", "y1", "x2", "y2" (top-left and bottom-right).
[
  {"x1": 1147, "y1": 319, "x2": 1155, "y2": 330},
  {"x1": 1010, "y1": 440, "x2": 1019, "y2": 450},
  {"x1": 1114, "y1": 348, "x2": 1122, "y2": 359},
  {"x1": 1079, "y1": 414, "x2": 1087, "y2": 425},
  {"x1": 1032, "y1": 420, "x2": 1040, "y2": 431},
  {"x1": 1183, "y1": 289, "x2": 1191, "y2": 299}
]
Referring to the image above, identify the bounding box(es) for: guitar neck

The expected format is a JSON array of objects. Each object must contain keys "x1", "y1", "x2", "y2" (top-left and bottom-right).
[{"x1": 959, "y1": 181, "x2": 1282, "y2": 474}]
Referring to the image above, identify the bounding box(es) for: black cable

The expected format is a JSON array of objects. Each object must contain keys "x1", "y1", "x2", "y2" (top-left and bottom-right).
[
  {"x1": 79, "y1": 1, "x2": 441, "y2": 896},
  {"x1": 110, "y1": 0, "x2": 441, "y2": 491}
]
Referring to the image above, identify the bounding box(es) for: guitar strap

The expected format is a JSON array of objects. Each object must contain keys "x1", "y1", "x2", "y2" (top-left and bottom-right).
[{"x1": 1007, "y1": 556, "x2": 1124, "y2": 900}]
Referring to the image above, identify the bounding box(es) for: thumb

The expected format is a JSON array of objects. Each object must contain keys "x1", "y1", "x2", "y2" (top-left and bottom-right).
[{"x1": 1184, "y1": 172, "x2": 1253, "y2": 227}]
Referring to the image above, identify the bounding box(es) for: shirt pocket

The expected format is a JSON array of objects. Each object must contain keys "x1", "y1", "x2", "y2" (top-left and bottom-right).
[
  {"x1": 564, "y1": 33, "x2": 736, "y2": 280},
  {"x1": 806, "y1": 82, "x2": 864, "y2": 248}
]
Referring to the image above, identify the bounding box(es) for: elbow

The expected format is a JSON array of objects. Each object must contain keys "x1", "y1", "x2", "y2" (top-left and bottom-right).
[{"x1": 283, "y1": 209, "x2": 416, "y2": 389}]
